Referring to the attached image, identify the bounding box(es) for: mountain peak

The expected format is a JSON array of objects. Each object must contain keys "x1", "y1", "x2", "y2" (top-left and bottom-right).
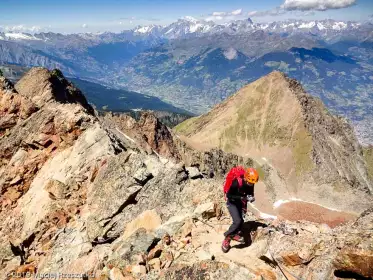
[
  {"x1": 15, "y1": 67, "x2": 94, "y2": 114},
  {"x1": 183, "y1": 16, "x2": 199, "y2": 24},
  {"x1": 175, "y1": 72, "x2": 372, "y2": 199}
]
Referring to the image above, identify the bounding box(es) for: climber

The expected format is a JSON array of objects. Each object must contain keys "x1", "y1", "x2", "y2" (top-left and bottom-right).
[{"x1": 222, "y1": 166, "x2": 259, "y2": 253}]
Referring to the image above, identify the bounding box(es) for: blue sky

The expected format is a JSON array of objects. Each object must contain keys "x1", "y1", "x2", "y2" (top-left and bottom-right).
[{"x1": 0, "y1": 0, "x2": 372, "y2": 33}]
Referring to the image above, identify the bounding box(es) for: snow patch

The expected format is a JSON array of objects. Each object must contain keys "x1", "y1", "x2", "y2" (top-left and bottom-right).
[
  {"x1": 260, "y1": 24, "x2": 269, "y2": 30},
  {"x1": 135, "y1": 26, "x2": 154, "y2": 34},
  {"x1": 273, "y1": 198, "x2": 343, "y2": 212},
  {"x1": 165, "y1": 28, "x2": 174, "y2": 35},
  {"x1": 299, "y1": 21, "x2": 316, "y2": 29},
  {"x1": 115, "y1": 128, "x2": 135, "y2": 143},
  {"x1": 317, "y1": 23, "x2": 325, "y2": 30},
  {"x1": 202, "y1": 25, "x2": 211, "y2": 32},
  {"x1": 184, "y1": 16, "x2": 199, "y2": 24},
  {"x1": 224, "y1": 48, "x2": 238, "y2": 60},
  {"x1": 4, "y1": 32, "x2": 41, "y2": 40},
  {"x1": 273, "y1": 198, "x2": 302, "y2": 208},
  {"x1": 250, "y1": 204, "x2": 277, "y2": 220},
  {"x1": 189, "y1": 23, "x2": 202, "y2": 33},
  {"x1": 332, "y1": 22, "x2": 347, "y2": 30}
]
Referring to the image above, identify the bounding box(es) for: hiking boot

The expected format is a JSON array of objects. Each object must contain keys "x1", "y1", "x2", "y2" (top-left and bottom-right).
[
  {"x1": 231, "y1": 234, "x2": 245, "y2": 243},
  {"x1": 221, "y1": 237, "x2": 231, "y2": 253}
]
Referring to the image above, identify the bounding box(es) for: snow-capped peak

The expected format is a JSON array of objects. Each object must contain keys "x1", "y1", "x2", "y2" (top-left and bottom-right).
[
  {"x1": 332, "y1": 21, "x2": 348, "y2": 30},
  {"x1": 134, "y1": 25, "x2": 156, "y2": 34},
  {"x1": 183, "y1": 16, "x2": 199, "y2": 24},
  {"x1": 4, "y1": 32, "x2": 41, "y2": 41},
  {"x1": 299, "y1": 21, "x2": 316, "y2": 29}
]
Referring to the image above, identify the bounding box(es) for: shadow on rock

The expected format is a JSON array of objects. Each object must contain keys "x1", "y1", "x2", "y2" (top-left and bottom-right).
[{"x1": 232, "y1": 221, "x2": 268, "y2": 249}]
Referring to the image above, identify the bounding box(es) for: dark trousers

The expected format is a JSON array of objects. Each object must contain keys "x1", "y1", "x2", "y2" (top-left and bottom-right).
[{"x1": 224, "y1": 200, "x2": 244, "y2": 237}]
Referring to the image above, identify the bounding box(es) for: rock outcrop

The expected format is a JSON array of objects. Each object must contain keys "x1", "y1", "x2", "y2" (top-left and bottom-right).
[{"x1": 1, "y1": 68, "x2": 372, "y2": 280}]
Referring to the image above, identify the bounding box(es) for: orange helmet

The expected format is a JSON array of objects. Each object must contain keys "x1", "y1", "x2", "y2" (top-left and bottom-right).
[{"x1": 244, "y1": 168, "x2": 259, "y2": 184}]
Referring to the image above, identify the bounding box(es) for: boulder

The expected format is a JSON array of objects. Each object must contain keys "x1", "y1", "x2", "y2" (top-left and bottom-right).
[
  {"x1": 131, "y1": 264, "x2": 147, "y2": 277},
  {"x1": 44, "y1": 179, "x2": 67, "y2": 199},
  {"x1": 109, "y1": 228, "x2": 158, "y2": 268},
  {"x1": 186, "y1": 166, "x2": 202, "y2": 179},
  {"x1": 109, "y1": 267, "x2": 127, "y2": 280},
  {"x1": 193, "y1": 202, "x2": 216, "y2": 220},
  {"x1": 122, "y1": 209, "x2": 162, "y2": 240}
]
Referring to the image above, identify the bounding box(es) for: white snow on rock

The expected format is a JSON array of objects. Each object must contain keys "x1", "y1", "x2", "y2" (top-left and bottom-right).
[
  {"x1": 273, "y1": 198, "x2": 303, "y2": 208},
  {"x1": 273, "y1": 198, "x2": 344, "y2": 212},
  {"x1": 135, "y1": 26, "x2": 154, "y2": 34},
  {"x1": 299, "y1": 21, "x2": 316, "y2": 29},
  {"x1": 115, "y1": 128, "x2": 135, "y2": 143},
  {"x1": 5, "y1": 32, "x2": 41, "y2": 40},
  {"x1": 333, "y1": 22, "x2": 347, "y2": 30},
  {"x1": 317, "y1": 23, "x2": 326, "y2": 30},
  {"x1": 189, "y1": 23, "x2": 202, "y2": 33},
  {"x1": 250, "y1": 204, "x2": 277, "y2": 220},
  {"x1": 165, "y1": 28, "x2": 174, "y2": 34},
  {"x1": 184, "y1": 16, "x2": 199, "y2": 24},
  {"x1": 224, "y1": 48, "x2": 238, "y2": 60}
]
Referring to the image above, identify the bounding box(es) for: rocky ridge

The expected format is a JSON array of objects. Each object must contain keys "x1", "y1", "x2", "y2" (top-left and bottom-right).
[{"x1": 0, "y1": 68, "x2": 372, "y2": 280}]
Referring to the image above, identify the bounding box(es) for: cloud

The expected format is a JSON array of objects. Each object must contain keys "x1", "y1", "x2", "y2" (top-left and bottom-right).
[
  {"x1": 119, "y1": 16, "x2": 161, "y2": 22},
  {"x1": 245, "y1": 0, "x2": 356, "y2": 19},
  {"x1": 82, "y1": 23, "x2": 88, "y2": 28},
  {"x1": 231, "y1": 9, "x2": 243, "y2": 16},
  {"x1": 212, "y1": 12, "x2": 226, "y2": 16},
  {"x1": 282, "y1": 0, "x2": 357, "y2": 11},
  {"x1": 247, "y1": 7, "x2": 287, "y2": 17},
  {"x1": 207, "y1": 8, "x2": 243, "y2": 21}
]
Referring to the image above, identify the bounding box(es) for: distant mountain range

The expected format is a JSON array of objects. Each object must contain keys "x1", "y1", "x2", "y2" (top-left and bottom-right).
[
  {"x1": 1, "y1": 17, "x2": 371, "y2": 42},
  {"x1": 1, "y1": 17, "x2": 372, "y2": 144}
]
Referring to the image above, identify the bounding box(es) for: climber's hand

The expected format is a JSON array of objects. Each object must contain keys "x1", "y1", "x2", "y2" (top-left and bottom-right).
[{"x1": 247, "y1": 195, "x2": 255, "y2": 203}]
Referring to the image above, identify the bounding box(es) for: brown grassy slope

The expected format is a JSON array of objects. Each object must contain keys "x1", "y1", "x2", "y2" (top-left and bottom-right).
[{"x1": 175, "y1": 71, "x2": 313, "y2": 182}]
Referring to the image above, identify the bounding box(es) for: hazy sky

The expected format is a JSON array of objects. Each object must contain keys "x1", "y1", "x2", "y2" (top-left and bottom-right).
[{"x1": 0, "y1": 0, "x2": 372, "y2": 33}]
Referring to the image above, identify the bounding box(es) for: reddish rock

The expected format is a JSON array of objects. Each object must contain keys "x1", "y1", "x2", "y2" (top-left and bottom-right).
[
  {"x1": 333, "y1": 248, "x2": 373, "y2": 278},
  {"x1": 15, "y1": 264, "x2": 37, "y2": 274},
  {"x1": 279, "y1": 252, "x2": 304, "y2": 266},
  {"x1": 255, "y1": 269, "x2": 277, "y2": 280}
]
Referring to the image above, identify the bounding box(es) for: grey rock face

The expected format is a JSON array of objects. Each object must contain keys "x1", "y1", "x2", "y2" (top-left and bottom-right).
[{"x1": 287, "y1": 75, "x2": 373, "y2": 193}]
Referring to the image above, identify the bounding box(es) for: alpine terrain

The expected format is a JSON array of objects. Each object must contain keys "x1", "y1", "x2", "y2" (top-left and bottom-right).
[
  {"x1": 1, "y1": 17, "x2": 373, "y2": 144},
  {"x1": 0, "y1": 67, "x2": 372, "y2": 280}
]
